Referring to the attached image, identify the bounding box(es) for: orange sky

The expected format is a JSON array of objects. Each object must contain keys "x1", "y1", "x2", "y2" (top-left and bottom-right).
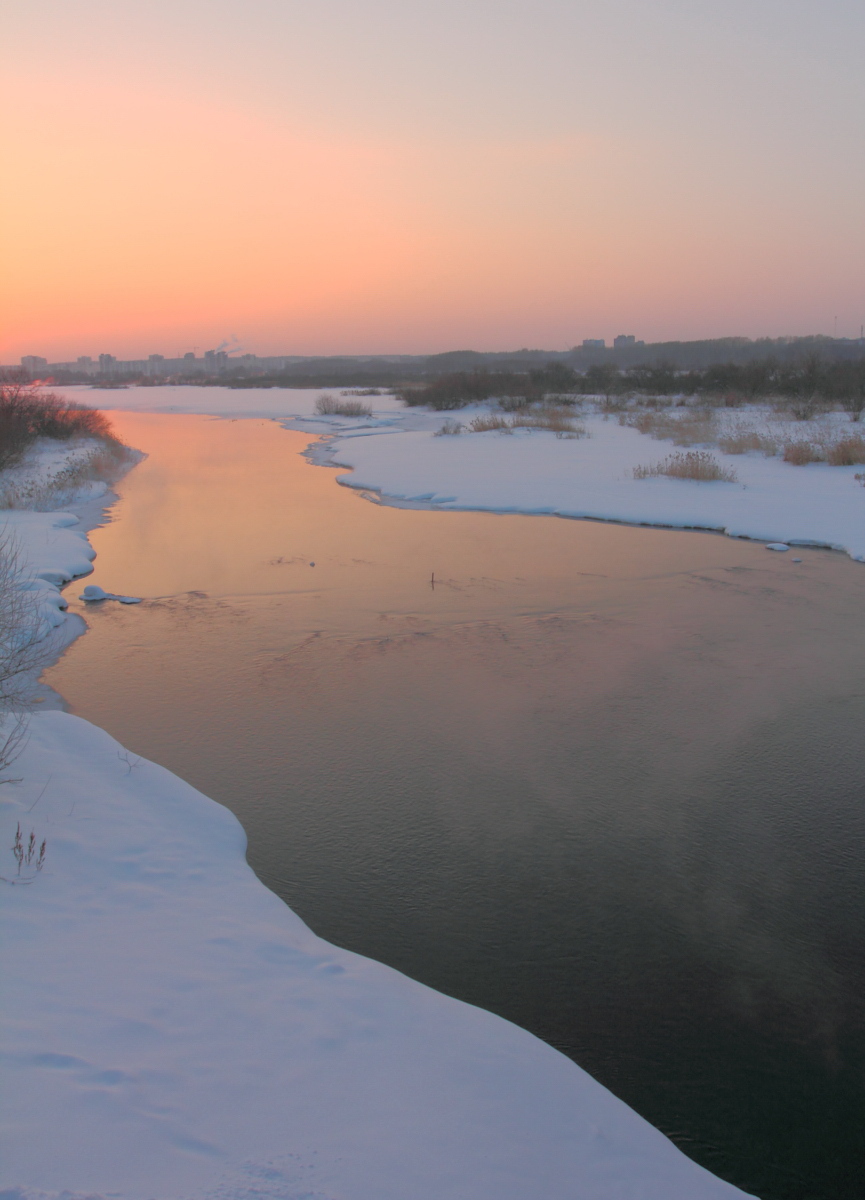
[{"x1": 3, "y1": 1, "x2": 864, "y2": 360}]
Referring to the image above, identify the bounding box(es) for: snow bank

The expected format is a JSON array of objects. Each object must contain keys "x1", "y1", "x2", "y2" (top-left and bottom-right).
[
  {"x1": 1, "y1": 711, "x2": 752, "y2": 1200},
  {"x1": 0, "y1": 438, "x2": 147, "y2": 644},
  {"x1": 49, "y1": 387, "x2": 865, "y2": 560},
  {"x1": 0, "y1": 509, "x2": 95, "y2": 640},
  {"x1": 308, "y1": 409, "x2": 865, "y2": 562}
]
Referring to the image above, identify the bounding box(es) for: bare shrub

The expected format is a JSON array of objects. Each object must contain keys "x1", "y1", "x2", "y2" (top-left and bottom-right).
[
  {"x1": 0, "y1": 384, "x2": 118, "y2": 470},
  {"x1": 314, "y1": 395, "x2": 372, "y2": 417},
  {"x1": 497, "y1": 395, "x2": 533, "y2": 413},
  {"x1": 855, "y1": 472, "x2": 865, "y2": 486},
  {"x1": 434, "y1": 419, "x2": 463, "y2": 436},
  {"x1": 782, "y1": 441, "x2": 824, "y2": 466},
  {"x1": 825, "y1": 435, "x2": 865, "y2": 466},
  {"x1": 773, "y1": 394, "x2": 833, "y2": 421},
  {"x1": 467, "y1": 414, "x2": 512, "y2": 433},
  {"x1": 0, "y1": 534, "x2": 44, "y2": 779},
  {"x1": 842, "y1": 393, "x2": 865, "y2": 422},
  {"x1": 633, "y1": 451, "x2": 738, "y2": 483}
]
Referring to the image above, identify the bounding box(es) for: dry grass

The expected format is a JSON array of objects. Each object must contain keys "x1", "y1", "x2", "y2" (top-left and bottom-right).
[
  {"x1": 511, "y1": 406, "x2": 585, "y2": 436},
  {"x1": 621, "y1": 408, "x2": 717, "y2": 446},
  {"x1": 782, "y1": 441, "x2": 824, "y2": 465},
  {"x1": 460, "y1": 406, "x2": 587, "y2": 438},
  {"x1": 633, "y1": 451, "x2": 738, "y2": 483},
  {"x1": 314, "y1": 395, "x2": 372, "y2": 417},
  {"x1": 467, "y1": 414, "x2": 513, "y2": 433},
  {"x1": 717, "y1": 425, "x2": 780, "y2": 456},
  {"x1": 826, "y1": 435, "x2": 865, "y2": 466},
  {"x1": 0, "y1": 441, "x2": 134, "y2": 510}
]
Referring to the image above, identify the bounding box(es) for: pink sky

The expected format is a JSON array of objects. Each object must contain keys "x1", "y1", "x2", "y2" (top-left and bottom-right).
[{"x1": 2, "y1": 0, "x2": 863, "y2": 360}]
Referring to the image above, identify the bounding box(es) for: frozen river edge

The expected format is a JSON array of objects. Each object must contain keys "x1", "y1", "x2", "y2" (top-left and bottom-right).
[
  {"x1": 1, "y1": 439, "x2": 754, "y2": 1199},
  {"x1": 296, "y1": 408, "x2": 865, "y2": 565}
]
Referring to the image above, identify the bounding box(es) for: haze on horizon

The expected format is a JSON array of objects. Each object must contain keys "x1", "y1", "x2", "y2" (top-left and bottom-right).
[{"x1": 2, "y1": 0, "x2": 864, "y2": 363}]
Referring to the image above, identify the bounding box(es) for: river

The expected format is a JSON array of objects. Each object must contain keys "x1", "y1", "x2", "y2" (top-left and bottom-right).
[{"x1": 45, "y1": 411, "x2": 865, "y2": 1198}]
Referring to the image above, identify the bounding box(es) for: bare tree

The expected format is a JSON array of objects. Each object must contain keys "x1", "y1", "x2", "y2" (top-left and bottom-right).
[{"x1": 0, "y1": 531, "x2": 44, "y2": 779}]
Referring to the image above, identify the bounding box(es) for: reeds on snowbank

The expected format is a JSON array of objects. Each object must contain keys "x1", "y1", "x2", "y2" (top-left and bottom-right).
[
  {"x1": 633, "y1": 451, "x2": 738, "y2": 483},
  {"x1": 315, "y1": 395, "x2": 372, "y2": 418}
]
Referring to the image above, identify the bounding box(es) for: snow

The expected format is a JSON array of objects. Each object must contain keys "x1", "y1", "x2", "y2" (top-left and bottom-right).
[
  {"x1": 0, "y1": 436, "x2": 113, "y2": 511},
  {"x1": 304, "y1": 406, "x2": 865, "y2": 563},
  {"x1": 79, "y1": 584, "x2": 142, "y2": 604},
  {"x1": 1, "y1": 711, "x2": 753, "y2": 1200},
  {"x1": 0, "y1": 508, "x2": 95, "y2": 640}
]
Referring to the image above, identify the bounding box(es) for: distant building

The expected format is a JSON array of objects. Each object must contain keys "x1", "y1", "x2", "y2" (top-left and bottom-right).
[
  {"x1": 183, "y1": 352, "x2": 196, "y2": 361},
  {"x1": 204, "y1": 349, "x2": 229, "y2": 371},
  {"x1": 21, "y1": 355, "x2": 48, "y2": 375},
  {"x1": 77, "y1": 356, "x2": 93, "y2": 367},
  {"x1": 582, "y1": 339, "x2": 605, "y2": 349},
  {"x1": 613, "y1": 335, "x2": 636, "y2": 349},
  {"x1": 98, "y1": 353, "x2": 117, "y2": 371}
]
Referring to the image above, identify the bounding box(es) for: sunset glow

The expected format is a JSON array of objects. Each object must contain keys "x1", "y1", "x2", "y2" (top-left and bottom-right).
[{"x1": 3, "y1": 0, "x2": 864, "y2": 360}]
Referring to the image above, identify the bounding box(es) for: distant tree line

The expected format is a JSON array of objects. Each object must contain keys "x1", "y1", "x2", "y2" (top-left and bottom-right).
[{"x1": 399, "y1": 354, "x2": 865, "y2": 415}]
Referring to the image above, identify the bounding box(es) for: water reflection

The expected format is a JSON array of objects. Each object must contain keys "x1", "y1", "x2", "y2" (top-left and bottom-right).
[{"x1": 46, "y1": 413, "x2": 865, "y2": 1198}]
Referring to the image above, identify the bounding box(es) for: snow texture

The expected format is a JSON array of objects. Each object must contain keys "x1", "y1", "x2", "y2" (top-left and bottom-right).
[
  {"x1": 1, "y1": 711, "x2": 753, "y2": 1200},
  {"x1": 0, "y1": 508, "x2": 95, "y2": 640}
]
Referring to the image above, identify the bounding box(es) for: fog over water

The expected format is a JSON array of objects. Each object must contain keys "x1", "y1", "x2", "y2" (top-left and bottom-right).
[{"x1": 45, "y1": 412, "x2": 865, "y2": 1199}]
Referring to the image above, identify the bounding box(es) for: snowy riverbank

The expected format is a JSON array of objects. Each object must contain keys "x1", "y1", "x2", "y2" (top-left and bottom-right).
[
  {"x1": 60, "y1": 385, "x2": 865, "y2": 562},
  {"x1": 300, "y1": 405, "x2": 865, "y2": 563},
  {"x1": 1, "y1": 437, "x2": 755, "y2": 1198},
  {"x1": 2, "y1": 711, "x2": 751, "y2": 1200}
]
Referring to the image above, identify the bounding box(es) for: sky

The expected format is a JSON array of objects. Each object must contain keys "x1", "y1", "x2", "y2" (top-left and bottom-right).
[{"x1": 2, "y1": 0, "x2": 864, "y2": 361}]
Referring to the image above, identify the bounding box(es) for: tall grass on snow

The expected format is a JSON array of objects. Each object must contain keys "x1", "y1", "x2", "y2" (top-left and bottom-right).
[
  {"x1": 620, "y1": 408, "x2": 717, "y2": 446},
  {"x1": 443, "y1": 406, "x2": 587, "y2": 439},
  {"x1": 0, "y1": 442, "x2": 132, "y2": 510},
  {"x1": 634, "y1": 451, "x2": 738, "y2": 483},
  {"x1": 826, "y1": 435, "x2": 865, "y2": 465},
  {"x1": 314, "y1": 394, "x2": 372, "y2": 418},
  {"x1": 511, "y1": 406, "x2": 585, "y2": 437}
]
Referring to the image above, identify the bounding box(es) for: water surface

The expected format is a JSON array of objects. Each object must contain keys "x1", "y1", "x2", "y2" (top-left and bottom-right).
[{"x1": 46, "y1": 412, "x2": 865, "y2": 1199}]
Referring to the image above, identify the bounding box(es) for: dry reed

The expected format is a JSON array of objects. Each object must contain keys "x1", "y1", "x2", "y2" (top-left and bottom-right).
[{"x1": 633, "y1": 451, "x2": 738, "y2": 483}]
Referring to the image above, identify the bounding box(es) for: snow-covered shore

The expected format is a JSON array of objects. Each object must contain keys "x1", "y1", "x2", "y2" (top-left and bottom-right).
[
  {"x1": 61, "y1": 385, "x2": 865, "y2": 561},
  {"x1": 2, "y1": 712, "x2": 751, "y2": 1200},
  {"x1": 301, "y1": 406, "x2": 865, "y2": 563},
  {"x1": 1, "y1": 435, "x2": 755, "y2": 1198},
  {"x1": 0, "y1": 436, "x2": 135, "y2": 644}
]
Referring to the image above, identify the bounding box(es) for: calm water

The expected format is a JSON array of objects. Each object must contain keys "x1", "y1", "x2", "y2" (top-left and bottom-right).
[{"x1": 46, "y1": 413, "x2": 865, "y2": 1199}]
